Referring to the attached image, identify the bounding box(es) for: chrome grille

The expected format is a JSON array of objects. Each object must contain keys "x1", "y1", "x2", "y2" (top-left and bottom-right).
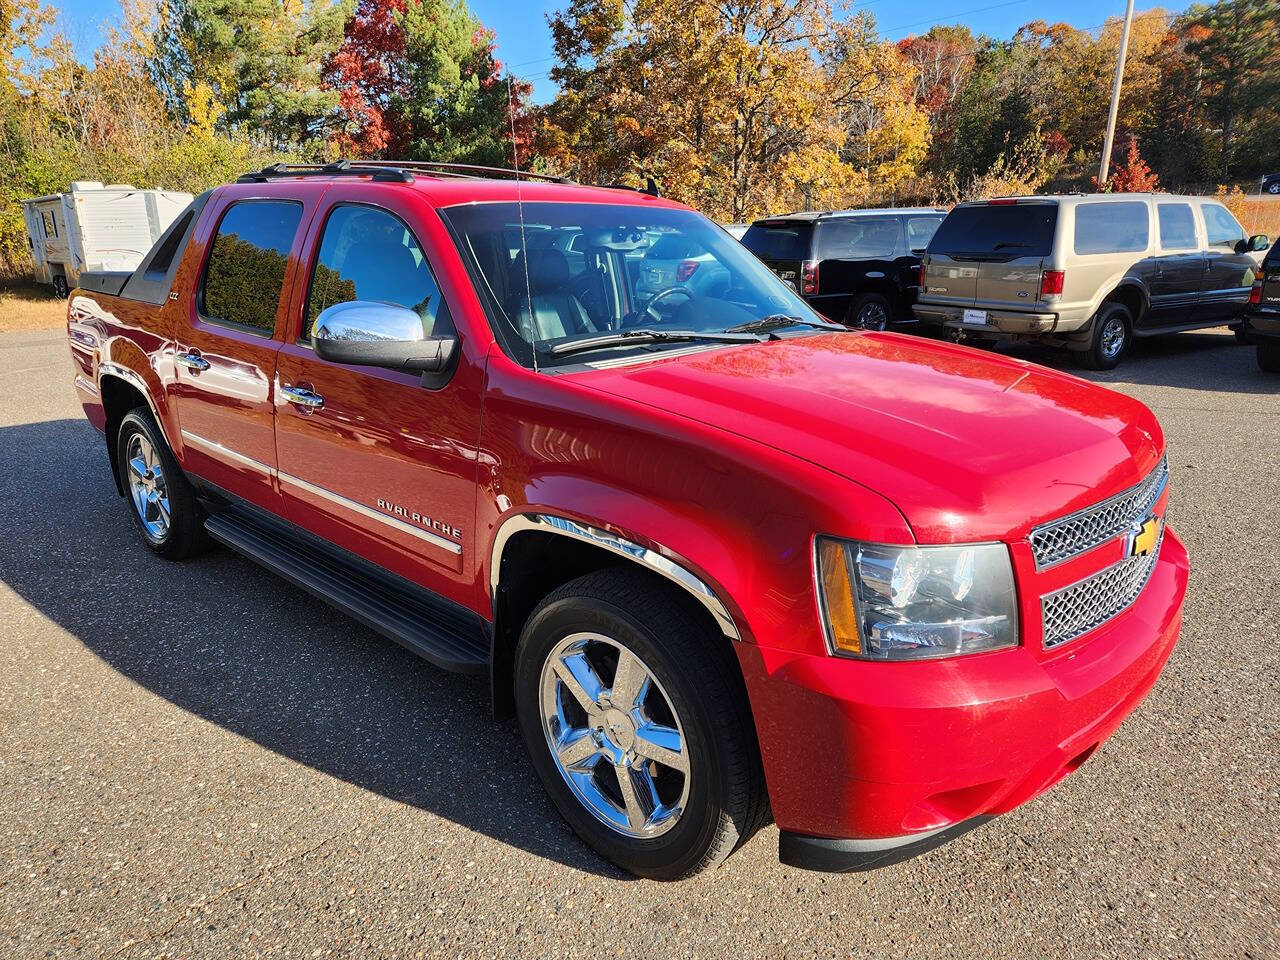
[
  {"x1": 1029, "y1": 456, "x2": 1168, "y2": 569},
  {"x1": 1040, "y1": 532, "x2": 1163, "y2": 648}
]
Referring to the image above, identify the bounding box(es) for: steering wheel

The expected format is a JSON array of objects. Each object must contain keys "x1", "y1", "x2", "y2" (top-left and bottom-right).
[{"x1": 628, "y1": 286, "x2": 695, "y2": 327}]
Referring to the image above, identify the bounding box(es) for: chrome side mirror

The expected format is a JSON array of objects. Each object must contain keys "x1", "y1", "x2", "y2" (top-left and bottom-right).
[{"x1": 313, "y1": 300, "x2": 457, "y2": 373}]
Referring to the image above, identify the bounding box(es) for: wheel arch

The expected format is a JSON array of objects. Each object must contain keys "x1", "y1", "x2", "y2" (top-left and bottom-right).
[
  {"x1": 1099, "y1": 279, "x2": 1147, "y2": 327},
  {"x1": 98, "y1": 367, "x2": 161, "y2": 496},
  {"x1": 487, "y1": 512, "x2": 742, "y2": 719}
]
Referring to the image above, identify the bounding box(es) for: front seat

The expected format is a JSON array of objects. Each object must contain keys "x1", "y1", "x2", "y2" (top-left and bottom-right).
[{"x1": 511, "y1": 248, "x2": 599, "y2": 342}]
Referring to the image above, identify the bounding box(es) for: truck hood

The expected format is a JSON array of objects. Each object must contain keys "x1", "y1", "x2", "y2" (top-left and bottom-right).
[{"x1": 573, "y1": 332, "x2": 1163, "y2": 543}]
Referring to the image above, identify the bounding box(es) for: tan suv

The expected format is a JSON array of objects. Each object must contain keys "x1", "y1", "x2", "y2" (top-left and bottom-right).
[{"x1": 914, "y1": 193, "x2": 1270, "y2": 368}]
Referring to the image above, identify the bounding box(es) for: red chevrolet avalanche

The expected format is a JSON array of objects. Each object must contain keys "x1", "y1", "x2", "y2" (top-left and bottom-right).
[{"x1": 65, "y1": 162, "x2": 1187, "y2": 879}]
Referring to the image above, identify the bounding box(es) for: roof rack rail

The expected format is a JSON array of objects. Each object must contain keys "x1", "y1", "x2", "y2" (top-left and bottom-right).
[
  {"x1": 357, "y1": 159, "x2": 574, "y2": 184},
  {"x1": 599, "y1": 177, "x2": 661, "y2": 198},
  {"x1": 237, "y1": 160, "x2": 414, "y2": 184}
]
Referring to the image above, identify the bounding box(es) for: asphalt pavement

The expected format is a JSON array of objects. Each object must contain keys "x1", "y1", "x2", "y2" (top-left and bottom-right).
[{"x1": 0, "y1": 327, "x2": 1276, "y2": 958}]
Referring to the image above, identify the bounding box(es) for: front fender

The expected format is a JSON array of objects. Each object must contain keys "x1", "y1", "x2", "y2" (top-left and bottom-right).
[{"x1": 476, "y1": 355, "x2": 913, "y2": 657}]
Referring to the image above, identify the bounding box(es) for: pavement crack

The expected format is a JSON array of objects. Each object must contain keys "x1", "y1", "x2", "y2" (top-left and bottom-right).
[{"x1": 100, "y1": 822, "x2": 366, "y2": 960}]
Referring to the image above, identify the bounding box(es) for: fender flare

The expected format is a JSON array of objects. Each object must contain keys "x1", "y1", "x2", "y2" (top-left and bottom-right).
[
  {"x1": 97, "y1": 361, "x2": 174, "y2": 451},
  {"x1": 489, "y1": 512, "x2": 741, "y2": 641}
]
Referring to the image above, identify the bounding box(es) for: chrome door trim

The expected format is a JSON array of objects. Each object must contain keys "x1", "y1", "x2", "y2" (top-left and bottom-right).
[
  {"x1": 490, "y1": 513, "x2": 740, "y2": 641},
  {"x1": 277, "y1": 471, "x2": 463, "y2": 556},
  {"x1": 180, "y1": 429, "x2": 275, "y2": 477}
]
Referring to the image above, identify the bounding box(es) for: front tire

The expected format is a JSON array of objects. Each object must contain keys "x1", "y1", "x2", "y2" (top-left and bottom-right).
[
  {"x1": 514, "y1": 568, "x2": 767, "y2": 880},
  {"x1": 1075, "y1": 302, "x2": 1132, "y2": 370},
  {"x1": 1259, "y1": 340, "x2": 1280, "y2": 373},
  {"x1": 116, "y1": 408, "x2": 210, "y2": 559}
]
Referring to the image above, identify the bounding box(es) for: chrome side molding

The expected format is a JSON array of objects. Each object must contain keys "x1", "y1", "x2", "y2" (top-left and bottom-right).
[{"x1": 490, "y1": 513, "x2": 741, "y2": 641}]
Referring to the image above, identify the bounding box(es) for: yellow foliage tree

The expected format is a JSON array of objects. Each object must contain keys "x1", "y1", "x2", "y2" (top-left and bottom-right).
[{"x1": 543, "y1": 0, "x2": 927, "y2": 222}]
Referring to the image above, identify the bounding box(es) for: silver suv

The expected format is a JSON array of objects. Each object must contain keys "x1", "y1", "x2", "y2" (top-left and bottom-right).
[{"x1": 913, "y1": 193, "x2": 1270, "y2": 368}]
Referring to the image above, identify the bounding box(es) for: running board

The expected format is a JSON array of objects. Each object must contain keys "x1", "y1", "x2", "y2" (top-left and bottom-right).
[{"x1": 204, "y1": 511, "x2": 489, "y2": 674}]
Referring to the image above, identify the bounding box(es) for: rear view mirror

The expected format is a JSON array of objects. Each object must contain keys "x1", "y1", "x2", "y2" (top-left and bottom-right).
[{"x1": 313, "y1": 301, "x2": 457, "y2": 374}]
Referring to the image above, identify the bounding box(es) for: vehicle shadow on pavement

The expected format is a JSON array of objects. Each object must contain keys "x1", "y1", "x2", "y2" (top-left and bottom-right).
[
  {"x1": 0, "y1": 417, "x2": 629, "y2": 879},
  {"x1": 998, "y1": 328, "x2": 1276, "y2": 394}
]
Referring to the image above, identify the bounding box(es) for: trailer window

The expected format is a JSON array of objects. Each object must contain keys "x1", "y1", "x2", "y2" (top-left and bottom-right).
[
  {"x1": 42, "y1": 211, "x2": 57, "y2": 238},
  {"x1": 200, "y1": 200, "x2": 303, "y2": 335}
]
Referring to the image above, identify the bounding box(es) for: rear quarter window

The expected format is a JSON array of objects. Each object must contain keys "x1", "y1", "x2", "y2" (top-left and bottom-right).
[
  {"x1": 741, "y1": 222, "x2": 813, "y2": 261},
  {"x1": 815, "y1": 218, "x2": 901, "y2": 259},
  {"x1": 927, "y1": 204, "x2": 1057, "y2": 258},
  {"x1": 905, "y1": 216, "x2": 943, "y2": 251},
  {"x1": 1074, "y1": 201, "x2": 1150, "y2": 255}
]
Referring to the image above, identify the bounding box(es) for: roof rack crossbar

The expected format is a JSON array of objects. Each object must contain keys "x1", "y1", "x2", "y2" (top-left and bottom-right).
[
  {"x1": 236, "y1": 159, "x2": 576, "y2": 186},
  {"x1": 237, "y1": 163, "x2": 413, "y2": 184}
]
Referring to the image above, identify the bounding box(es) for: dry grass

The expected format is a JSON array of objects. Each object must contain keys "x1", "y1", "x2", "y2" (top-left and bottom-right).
[
  {"x1": 1217, "y1": 190, "x2": 1280, "y2": 240},
  {"x1": 0, "y1": 278, "x2": 66, "y2": 333}
]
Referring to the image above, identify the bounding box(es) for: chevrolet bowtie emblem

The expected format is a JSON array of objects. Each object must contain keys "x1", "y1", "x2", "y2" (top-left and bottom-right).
[{"x1": 1126, "y1": 515, "x2": 1162, "y2": 558}]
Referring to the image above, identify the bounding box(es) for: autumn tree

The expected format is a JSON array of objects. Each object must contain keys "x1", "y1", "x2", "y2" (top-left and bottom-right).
[
  {"x1": 1095, "y1": 135, "x2": 1161, "y2": 192},
  {"x1": 153, "y1": 0, "x2": 352, "y2": 150},
  {"x1": 326, "y1": 0, "x2": 532, "y2": 164},
  {"x1": 543, "y1": 0, "x2": 923, "y2": 222},
  {"x1": 1180, "y1": 0, "x2": 1280, "y2": 179}
]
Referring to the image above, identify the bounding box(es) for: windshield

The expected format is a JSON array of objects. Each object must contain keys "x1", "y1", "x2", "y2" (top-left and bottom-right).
[{"x1": 441, "y1": 202, "x2": 825, "y2": 366}]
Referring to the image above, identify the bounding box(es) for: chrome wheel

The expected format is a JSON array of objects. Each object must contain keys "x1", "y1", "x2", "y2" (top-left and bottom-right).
[
  {"x1": 1100, "y1": 314, "x2": 1127, "y2": 360},
  {"x1": 856, "y1": 300, "x2": 890, "y2": 330},
  {"x1": 539, "y1": 632, "x2": 690, "y2": 839},
  {"x1": 126, "y1": 432, "x2": 170, "y2": 542}
]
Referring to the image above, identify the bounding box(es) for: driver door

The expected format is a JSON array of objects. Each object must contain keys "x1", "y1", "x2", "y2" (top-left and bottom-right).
[{"x1": 273, "y1": 191, "x2": 486, "y2": 605}]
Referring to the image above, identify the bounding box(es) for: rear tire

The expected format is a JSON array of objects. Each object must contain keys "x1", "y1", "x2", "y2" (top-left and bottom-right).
[
  {"x1": 116, "y1": 408, "x2": 210, "y2": 560},
  {"x1": 1259, "y1": 340, "x2": 1280, "y2": 373},
  {"x1": 1075, "y1": 302, "x2": 1132, "y2": 370},
  {"x1": 514, "y1": 568, "x2": 767, "y2": 880},
  {"x1": 51, "y1": 275, "x2": 69, "y2": 299},
  {"x1": 1233, "y1": 325, "x2": 1253, "y2": 345},
  {"x1": 847, "y1": 293, "x2": 893, "y2": 331}
]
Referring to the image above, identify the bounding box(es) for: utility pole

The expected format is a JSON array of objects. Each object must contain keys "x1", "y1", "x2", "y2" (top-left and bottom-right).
[{"x1": 1098, "y1": 0, "x2": 1136, "y2": 187}]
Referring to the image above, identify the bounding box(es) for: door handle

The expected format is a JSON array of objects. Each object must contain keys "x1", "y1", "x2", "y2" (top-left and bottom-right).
[
  {"x1": 175, "y1": 351, "x2": 209, "y2": 371},
  {"x1": 280, "y1": 384, "x2": 324, "y2": 409}
]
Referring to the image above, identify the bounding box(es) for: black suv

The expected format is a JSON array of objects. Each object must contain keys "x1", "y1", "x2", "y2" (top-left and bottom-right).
[
  {"x1": 1245, "y1": 242, "x2": 1280, "y2": 371},
  {"x1": 1262, "y1": 173, "x2": 1280, "y2": 196},
  {"x1": 740, "y1": 208, "x2": 946, "y2": 329}
]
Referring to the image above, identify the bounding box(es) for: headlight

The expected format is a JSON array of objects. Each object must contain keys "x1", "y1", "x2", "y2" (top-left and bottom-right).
[{"x1": 815, "y1": 537, "x2": 1018, "y2": 660}]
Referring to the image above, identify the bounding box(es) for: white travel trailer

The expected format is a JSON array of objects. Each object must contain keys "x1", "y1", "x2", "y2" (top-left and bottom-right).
[{"x1": 22, "y1": 182, "x2": 193, "y2": 297}]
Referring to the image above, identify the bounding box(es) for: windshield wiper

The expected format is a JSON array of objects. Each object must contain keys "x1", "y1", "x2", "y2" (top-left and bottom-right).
[
  {"x1": 724, "y1": 314, "x2": 848, "y2": 334},
  {"x1": 543, "y1": 328, "x2": 765, "y2": 358}
]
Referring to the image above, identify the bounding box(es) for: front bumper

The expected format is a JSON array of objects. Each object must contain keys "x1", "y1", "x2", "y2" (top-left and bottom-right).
[{"x1": 738, "y1": 529, "x2": 1189, "y2": 871}]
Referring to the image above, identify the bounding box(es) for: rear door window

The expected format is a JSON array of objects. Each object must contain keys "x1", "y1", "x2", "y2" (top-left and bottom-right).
[
  {"x1": 1202, "y1": 203, "x2": 1245, "y2": 249},
  {"x1": 304, "y1": 204, "x2": 448, "y2": 340},
  {"x1": 1157, "y1": 203, "x2": 1198, "y2": 251},
  {"x1": 201, "y1": 200, "x2": 303, "y2": 335},
  {"x1": 740, "y1": 221, "x2": 814, "y2": 261},
  {"x1": 905, "y1": 216, "x2": 943, "y2": 251},
  {"x1": 815, "y1": 218, "x2": 901, "y2": 259},
  {"x1": 927, "y1": 204, "x2": 1057, "y2": 259},
  {"x1": 1074, "y1": 201, "x2": 1149, "y2": 255}
]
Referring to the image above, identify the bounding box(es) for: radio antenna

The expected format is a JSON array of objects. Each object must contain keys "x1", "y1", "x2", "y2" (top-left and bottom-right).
[{"x1": 507, "y1": 77, "x2": 538, "y2": 374}]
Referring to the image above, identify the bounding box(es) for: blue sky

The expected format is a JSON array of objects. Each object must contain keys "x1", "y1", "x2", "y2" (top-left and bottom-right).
[{"x1": 56, "y1": 0, "x2": 1170, "y2": 104}]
